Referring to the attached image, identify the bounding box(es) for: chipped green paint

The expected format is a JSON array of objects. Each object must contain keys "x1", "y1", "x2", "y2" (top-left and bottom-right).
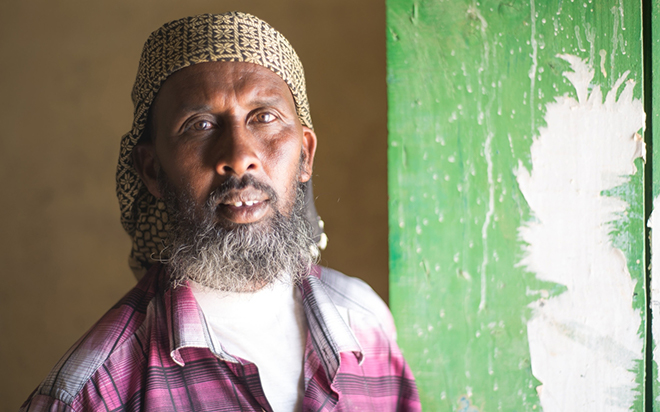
[
  {"x1": 653, "y1": 3, "x2": 660, "y2": 197},
  {"x1": 387, "y1": 0, "x2": 645, "y2": 410}
]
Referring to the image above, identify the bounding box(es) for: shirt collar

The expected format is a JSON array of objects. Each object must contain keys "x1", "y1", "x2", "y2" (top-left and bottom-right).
[
  {"x1": 299, "y1": 266, "x2": 364, "y2": 381},
  {"x1": 163, "y1": 276, "x2": 224, "y2": 366},
  {"x1": 161, "y1": 264, "x2": 364, "y2": 373}
]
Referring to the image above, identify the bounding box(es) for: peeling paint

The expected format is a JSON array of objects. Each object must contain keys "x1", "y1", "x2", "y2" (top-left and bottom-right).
[
  {"x1": 478, "y1": 131, "x2": 494, "y2": 313},
  {"x1": 456, "y1": 396, "x2": 480, "y2": 412},
  {"x1": 517, "y1": 55, "x2": 645, "y2": 411},
  {"x1": 649, "y1": 196, "x2": 660, "y2": 404},
  {"x1": 529, "y1": 0, "x2": 538, "y2": 134},
  {"x1": 574, "y1": 26, "x2": 586, "y2": 52},
  {"x1": 585, "y1": 22, "x2": 596, "y2": 66},
  {"x1": 599, "y1": 49, "x2": 607, "y2": 78}
]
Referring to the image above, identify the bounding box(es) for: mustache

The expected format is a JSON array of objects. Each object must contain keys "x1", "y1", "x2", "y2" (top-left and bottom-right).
[{"x1": 206, "y1": 175, "x2": 279, "y2": 207}]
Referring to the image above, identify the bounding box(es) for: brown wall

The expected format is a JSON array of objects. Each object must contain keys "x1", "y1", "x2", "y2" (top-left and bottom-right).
[{"x1": 0, "y1": 1, "x2": 387, "y2": 409}]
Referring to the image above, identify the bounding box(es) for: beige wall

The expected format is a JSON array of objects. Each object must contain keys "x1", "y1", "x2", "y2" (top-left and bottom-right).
[{"x1": 0, "y1": 1, "x2": 387, "y2": 409}]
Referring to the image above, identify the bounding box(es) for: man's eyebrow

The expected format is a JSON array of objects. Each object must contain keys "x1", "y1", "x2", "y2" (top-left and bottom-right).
[
  {"x1": 178, "y1": 104, "x2": 213, "y2": 113},
  {"x1": 249, "y1": 95, "x2": 288, "y2": 107}
]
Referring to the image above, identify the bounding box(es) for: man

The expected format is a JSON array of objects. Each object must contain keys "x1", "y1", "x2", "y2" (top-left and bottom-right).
[{"x1": 21, "y1": 12, "x2": 419, "y2": 411}]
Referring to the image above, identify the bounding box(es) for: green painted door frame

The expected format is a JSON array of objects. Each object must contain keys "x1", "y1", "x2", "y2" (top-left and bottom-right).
[{"x1": 387, "y1": 0, "x2": 651, "y2": 410}]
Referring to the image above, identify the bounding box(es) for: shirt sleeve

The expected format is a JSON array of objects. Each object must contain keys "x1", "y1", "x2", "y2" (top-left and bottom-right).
[{"x1": 20, "y1": 394, "x2": 76, "y2": 412}]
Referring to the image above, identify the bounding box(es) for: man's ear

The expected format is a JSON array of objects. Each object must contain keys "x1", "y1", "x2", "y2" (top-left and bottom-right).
[
  {"x1": 300, "y1": 126, "x2": 317, "y2": 183},
  {"x1": 133, "y1": 143, "x2": 163, "y2": 199}
]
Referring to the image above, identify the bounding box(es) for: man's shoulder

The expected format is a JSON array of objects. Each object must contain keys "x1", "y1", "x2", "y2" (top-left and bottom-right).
[
  {"x1": 315, "y1": 266, "x2": 397, "y2": 340},
  {"x1": 21, "y1": 266, "x2": 165, "y2": 410},
  {"x1": 311, "y1": 267, "x2": 421, "y2": 411}
]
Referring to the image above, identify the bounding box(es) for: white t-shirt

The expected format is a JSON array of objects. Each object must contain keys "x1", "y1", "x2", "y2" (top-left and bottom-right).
[{"x1": 190, "y1": 280, "x2": 308, "y2": 412}]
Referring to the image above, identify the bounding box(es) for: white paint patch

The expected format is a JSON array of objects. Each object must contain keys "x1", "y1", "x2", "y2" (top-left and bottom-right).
[
  {"x1": 574, "y1": 26, "x2": 586, "y2": 52},
  {"x1": 478, "y1": 131, "x2": 495, "y2": 313},
  {"x1": 471, "y1": 5, "x2": 496, "y2": 314},
  {"x1": 517, "y1": 54, "x2": 645, "y2": 411},
  {"x1": 649, "y1": 196, "x2": 660, "y2": 404},
  {"x1": 585, "y1": 23, "x2": 596, "y2": 67},
  {"x1": 599, "y1": 49, "x2": 607, "y2": 78}
]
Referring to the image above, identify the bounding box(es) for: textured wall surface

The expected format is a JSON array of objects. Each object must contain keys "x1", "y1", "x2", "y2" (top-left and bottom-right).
[
  {"x1": 387, "y1": 0, "x2": 646, "y2": 410},
  {"x1": 0, "y1": 2, "x2": 388, "y2": 409}
]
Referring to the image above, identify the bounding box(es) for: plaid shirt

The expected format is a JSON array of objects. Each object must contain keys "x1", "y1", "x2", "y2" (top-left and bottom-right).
[{"x1": 21, "y1": 264, "x2": 420, "y2": 411}]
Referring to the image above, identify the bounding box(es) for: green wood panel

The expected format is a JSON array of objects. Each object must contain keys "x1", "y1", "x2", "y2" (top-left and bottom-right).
[{"x1": 387, "y1": 0, "x2": 646, "y2": 410}]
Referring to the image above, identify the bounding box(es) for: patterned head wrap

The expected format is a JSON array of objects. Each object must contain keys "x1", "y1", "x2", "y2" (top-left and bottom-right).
[{"x1": 117, "y1": 12, "x2": 325, "y2": 278}]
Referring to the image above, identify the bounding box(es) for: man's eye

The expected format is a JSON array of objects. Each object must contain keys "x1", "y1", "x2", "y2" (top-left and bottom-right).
[
  {"x1": 192, "y1": 120, "x2": 213, "y2": 130},
  {"x1": 256, "y1": 112, "x2": 276, "y2": 123}
]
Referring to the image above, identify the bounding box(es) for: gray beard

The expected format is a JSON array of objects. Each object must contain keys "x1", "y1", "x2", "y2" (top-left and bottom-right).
[{"x1": 159, "y1": 173, "x2": 318, "y2": 292}]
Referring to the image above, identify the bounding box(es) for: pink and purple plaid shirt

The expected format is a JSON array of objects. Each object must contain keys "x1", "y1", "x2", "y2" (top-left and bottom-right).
[{"x1": 21, "y1": 264, "x2": 420, "y2": 411}]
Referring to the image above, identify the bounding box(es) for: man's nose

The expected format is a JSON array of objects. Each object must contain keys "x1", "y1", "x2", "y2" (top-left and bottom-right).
[{"x1": 214, "y1": 124, "x2": 261, "y2": 177}]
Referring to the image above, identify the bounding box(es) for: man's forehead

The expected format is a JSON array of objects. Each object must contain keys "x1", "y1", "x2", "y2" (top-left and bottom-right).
[
  {"x1": 155, "y1": 61, "x2": 296, "y2": 111},
  {"x1": 166, "y1": 62, "x2": 291, "y2": 95}
]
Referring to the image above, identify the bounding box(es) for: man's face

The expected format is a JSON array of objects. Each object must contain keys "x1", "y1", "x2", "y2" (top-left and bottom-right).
[
  {"x1": 140, "y1": 61, "x2": 316, "y2": 228},
  {"x1": 133, "y1": 61, "x2": 318, "y2": 291}
]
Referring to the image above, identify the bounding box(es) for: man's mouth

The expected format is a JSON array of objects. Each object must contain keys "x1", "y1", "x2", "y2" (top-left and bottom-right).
[
  {"x1": 225, "y1": 200, "x2": 262, "y2": 207},
  {"x1": 215, "y1": 190, "x2": 271, "y2": 224}
]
